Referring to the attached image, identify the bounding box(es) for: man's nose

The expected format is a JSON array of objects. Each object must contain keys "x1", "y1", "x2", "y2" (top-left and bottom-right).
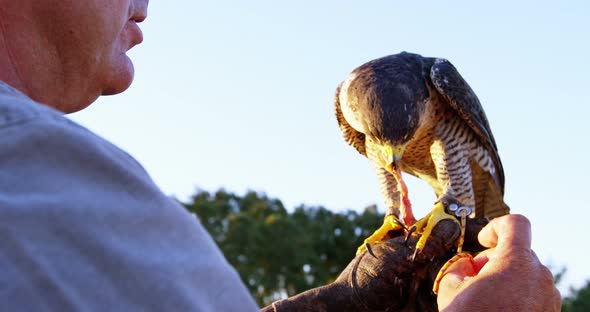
[{"x1": 132, "y1": 0, "x2": 149, "y2": 23}]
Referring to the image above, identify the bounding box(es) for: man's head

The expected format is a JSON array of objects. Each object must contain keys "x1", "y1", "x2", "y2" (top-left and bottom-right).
[{"x1": 0, "y1": 0, "x2": 148, "y2": 112}]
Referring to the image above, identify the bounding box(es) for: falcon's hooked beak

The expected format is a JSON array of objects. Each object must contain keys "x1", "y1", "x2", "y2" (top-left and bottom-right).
[{"x1": 383, "y1": 144, "x2": 404, "y2": 176}]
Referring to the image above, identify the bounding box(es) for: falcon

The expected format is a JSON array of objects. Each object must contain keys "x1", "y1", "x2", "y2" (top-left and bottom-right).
[{"x1": 335, "y1": 52, "x2": 509, "y2": 256}]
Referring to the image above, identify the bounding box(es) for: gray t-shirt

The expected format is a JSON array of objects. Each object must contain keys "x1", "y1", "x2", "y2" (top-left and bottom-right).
[{"x1": 0, "y1": 81, "x2": 259, "y2": 311}]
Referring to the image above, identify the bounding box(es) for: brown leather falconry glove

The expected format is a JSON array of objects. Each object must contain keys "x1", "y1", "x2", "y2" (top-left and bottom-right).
[{"x1": 261, "y1": 218, "x2": 488, "y2": 312}]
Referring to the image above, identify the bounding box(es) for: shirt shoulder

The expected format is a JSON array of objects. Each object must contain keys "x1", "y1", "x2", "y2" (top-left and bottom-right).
[
  {"x1": 0, "y1": 81, "x2": 67, "y2": 127},
  {"x1": 0, "y1": 81, "x2": 146, "y2": 175},
  {"x1": 0, "y1": 82, "x2": 259, "y2": 311}
]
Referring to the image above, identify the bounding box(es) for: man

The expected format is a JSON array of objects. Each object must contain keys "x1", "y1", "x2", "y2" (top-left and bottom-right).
[
  {"x1": 0, "y1": 1, "x2": 258, "y2": 310},
  {"x1": 0, "y1": 0, "x2": 560, "y2": 311}
]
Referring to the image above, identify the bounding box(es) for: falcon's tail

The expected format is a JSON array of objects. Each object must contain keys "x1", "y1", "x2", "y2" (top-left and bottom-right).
[
  {"x1": 472, "y1": 163, "x2": 510, "y2": 219},
  {"x1": 479, "y1": 178, "x2": 510, "y2": 219}
]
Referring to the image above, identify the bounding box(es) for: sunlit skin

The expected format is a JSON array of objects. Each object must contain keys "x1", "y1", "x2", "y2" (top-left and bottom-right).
[{"x1": 0, "y1": 0, "x2": 148, "y2": 113}]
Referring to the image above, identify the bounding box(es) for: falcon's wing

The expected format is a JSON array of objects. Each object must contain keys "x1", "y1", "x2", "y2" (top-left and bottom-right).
[
  {"x1": 335, "y1": 84, "x2": 366, "y2": 156},
  {"x1": 430, "y1": 59, "x2": 505, "y2": 193}
]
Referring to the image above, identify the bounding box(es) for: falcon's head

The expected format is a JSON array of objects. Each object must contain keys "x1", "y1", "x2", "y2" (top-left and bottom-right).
[{"x1": 338, "y1": 52, "x2": 431, "y2": 176}]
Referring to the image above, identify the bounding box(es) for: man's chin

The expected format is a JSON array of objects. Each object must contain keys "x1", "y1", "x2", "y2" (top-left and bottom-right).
[
  {"x1": 102, "y1": 83, "x2": 131, "y2": 96},
  {"x1": 102, "y1": 59, "x2": 135, "y2": 95}
]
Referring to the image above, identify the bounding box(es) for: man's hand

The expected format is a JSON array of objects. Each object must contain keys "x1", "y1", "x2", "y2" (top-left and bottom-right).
[{"x1": 437, "y1": 214, "x2": 561, "y2": 311}]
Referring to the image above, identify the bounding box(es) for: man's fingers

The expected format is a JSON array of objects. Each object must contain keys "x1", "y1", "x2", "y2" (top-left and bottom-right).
[
  {"x1": 436, "y1": 256, "x2": 477, "y2": 307},
  {"x1": 472, "y1": 251, "x2": 491, "y2": 273},
  {"x1": 478, "y1": 214, "x2": 531, "y2": 250},
  {"x1": 438, "y1": 256, "x2": 476, "y2": 292}
]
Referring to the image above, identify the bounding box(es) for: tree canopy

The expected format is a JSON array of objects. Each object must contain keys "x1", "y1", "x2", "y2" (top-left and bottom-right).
[
  {"x1": 562, "y1": 280, "x2": 590, "y2": 312},
  {"x1": 182, "y1": 189, "x2": 381, "y2": 306}
]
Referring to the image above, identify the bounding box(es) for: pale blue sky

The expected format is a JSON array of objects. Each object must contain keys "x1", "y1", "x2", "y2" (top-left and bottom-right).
[{"x1": 72, "y1": 0, "x2": 589, "y2": 294}]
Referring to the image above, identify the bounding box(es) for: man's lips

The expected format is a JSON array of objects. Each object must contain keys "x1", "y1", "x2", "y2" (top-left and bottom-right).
[{"x1": 126, "y1": 21, "x2": 144, "y2": 50}]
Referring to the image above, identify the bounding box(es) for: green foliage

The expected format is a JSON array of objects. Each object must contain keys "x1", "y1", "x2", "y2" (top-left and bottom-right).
[
  {"x1": 182, "y1": 189, "x2": 382, "y2": 306},
  {"x1": 562, "y1": 281, "x2": 590, "y2": 312}
]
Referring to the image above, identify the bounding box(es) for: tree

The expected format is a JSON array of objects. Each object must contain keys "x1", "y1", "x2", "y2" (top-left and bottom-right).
[
  {"x1": 562, "y1": 281, "x2": 590, "y2": 312},
  {"x1": 182, "y1": 189, "x2": 382, "y2": 306}
]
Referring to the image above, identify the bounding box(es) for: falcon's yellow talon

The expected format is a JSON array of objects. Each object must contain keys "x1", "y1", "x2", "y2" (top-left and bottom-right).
[
  {"x1": 356, "y1": 215, "x2": 404, "y2": 255},
  {"x1": 414, "y1": 201, "x2": 461, "y2": 253},
  {"x1": 433, "y1": 252, "x2": 474, "y2": 294}
]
